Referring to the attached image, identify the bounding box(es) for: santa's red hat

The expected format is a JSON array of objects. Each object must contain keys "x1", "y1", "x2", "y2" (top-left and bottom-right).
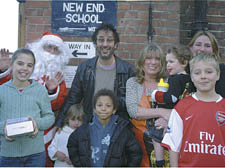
[{"x1": 41, "y1": 32, "x2": 63, "y2": 45}]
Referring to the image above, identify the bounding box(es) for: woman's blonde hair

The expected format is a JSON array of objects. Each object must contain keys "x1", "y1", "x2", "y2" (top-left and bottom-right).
[
  {"x1": 188, "y1": 31, "x2": 220, "y2": 60},
  {"x1": 135, "y1": 43, "x2": 167, "y2": 84},
  {"x1": 62, "y1": 104, "x2": 84, "y2": 128}
]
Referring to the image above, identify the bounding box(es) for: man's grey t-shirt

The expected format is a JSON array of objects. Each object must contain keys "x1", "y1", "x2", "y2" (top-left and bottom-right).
[{"x1": 94, "y1": 64, "x2": 116, "y2": 95}]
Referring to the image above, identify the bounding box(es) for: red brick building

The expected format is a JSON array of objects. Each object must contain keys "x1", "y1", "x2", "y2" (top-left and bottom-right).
[{"x1": 18, "y1": 0, "x2": 225, "y2": 65}]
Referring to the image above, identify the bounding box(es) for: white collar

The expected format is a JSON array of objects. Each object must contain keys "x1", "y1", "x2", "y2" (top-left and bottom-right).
[{"x1": 192, "y1": 93, "x2": 223, "y2": 103}]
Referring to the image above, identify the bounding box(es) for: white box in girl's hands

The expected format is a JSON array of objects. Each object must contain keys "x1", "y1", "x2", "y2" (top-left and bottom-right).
[{"x1": 6, "y1": 117, "x2": 34, "y2": 137}]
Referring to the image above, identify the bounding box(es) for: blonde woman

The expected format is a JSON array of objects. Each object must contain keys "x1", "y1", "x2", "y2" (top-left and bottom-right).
[{"x1": 126, "y1": 43, "x2": 170, "y2": 167}]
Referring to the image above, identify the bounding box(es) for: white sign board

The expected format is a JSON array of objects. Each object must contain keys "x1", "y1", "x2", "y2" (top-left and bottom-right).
[
  {"x1": 65, "y1": 41, "x2": 96, "y2": 59},
  {"x1": 64, "y1": 65, "x2": 77, "y2": 88}
]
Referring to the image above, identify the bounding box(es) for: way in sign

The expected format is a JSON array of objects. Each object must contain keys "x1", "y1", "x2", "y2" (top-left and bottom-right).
[{"x1": 68, "y1": 43, "x2": 91, "y2": 50}]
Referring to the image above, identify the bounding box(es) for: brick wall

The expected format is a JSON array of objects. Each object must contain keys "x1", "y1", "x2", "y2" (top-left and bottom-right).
[
  {"x1": 180, "y1": 0, "x2": 225, "y2": 61},
  {"x1": 116, "y1": 1, "x2": 150, "y2": 64},
  {"x1": 22, "y1": 0, "x2": 225, "y2": 66},
  {"x1": 180, "y1": 0, "x2": 195, "y2": 45},
  {"x1": 151, "y1": 1, "x2": 181, "y2": 52},
  {"x1": 207, "y1": 0, "x2": 225, "y2": 61}
]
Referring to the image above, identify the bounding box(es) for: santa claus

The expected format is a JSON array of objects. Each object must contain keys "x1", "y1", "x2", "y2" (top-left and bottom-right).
[{"x1": 0, "y1": 32, "x2": 71, "y2": 167}]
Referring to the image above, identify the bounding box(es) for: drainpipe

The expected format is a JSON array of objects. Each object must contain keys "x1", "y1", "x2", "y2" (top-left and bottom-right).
[
  {"x1": 191, "y1": 0, "x2": 208, "y2": 36},
  {"x1": 17, "y1": 0, "x2": 26, "y2": 48},
  {"x1": 147, "y1": 3, "x2": 153, "y2": 43}
]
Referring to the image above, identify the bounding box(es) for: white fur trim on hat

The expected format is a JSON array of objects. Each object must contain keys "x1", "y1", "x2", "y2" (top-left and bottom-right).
[{"x1": 41, "y1": 34, "x2": 63, "y2": 45}]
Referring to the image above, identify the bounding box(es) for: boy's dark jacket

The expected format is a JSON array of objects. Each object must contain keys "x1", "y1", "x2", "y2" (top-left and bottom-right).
[{"x1": 67, "y1": 115, "x2": 143, "y2": 167}]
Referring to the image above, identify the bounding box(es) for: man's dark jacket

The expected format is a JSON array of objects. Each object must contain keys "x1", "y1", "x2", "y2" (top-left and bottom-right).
[
  {"x1": 67, "y1": 115, "x2": 142, "y2": 167},
  {"x1": 216, "y1": 63, "x2": 225, "y2": 98},
  {"x1": 56, "y1": 56, "x2": 134, "y2": 126}
]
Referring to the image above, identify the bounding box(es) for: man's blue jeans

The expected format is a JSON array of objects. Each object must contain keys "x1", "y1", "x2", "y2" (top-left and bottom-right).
[{"x1": 0, "y1": 151, "x2": 46, "y2": 167}]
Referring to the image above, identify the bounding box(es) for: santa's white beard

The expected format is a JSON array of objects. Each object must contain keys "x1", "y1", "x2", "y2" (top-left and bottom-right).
[{"x1": 30, "y1": 50, "x2": 66, "y2": 82}]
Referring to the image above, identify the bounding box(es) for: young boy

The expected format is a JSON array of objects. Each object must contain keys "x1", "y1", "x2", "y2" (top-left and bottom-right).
[
  {"x1": 151, "y1": 45, "x2": 195, "y2": 108},
  {"x1": 67, "y1": 89, "x2": 142, "y2": 167},
  {"x1": 161, "y1": 53, "x2": 225, "y2": 167}
]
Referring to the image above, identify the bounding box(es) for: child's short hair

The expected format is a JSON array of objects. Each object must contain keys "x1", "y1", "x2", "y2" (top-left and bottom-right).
[
  {"x1": 11, "y1": 48, "x2": 36, "y2": 65},
  {"x1": 167, "y1": 44, "x2": 193, "y2": 73},
  {"x1": 62, "y1": 104, "x2": 84, "y2": 128},
  {"x1": 93, "y1": 89, "x2": 118, "y2": 110},
  {"x1": 189, "y1": 52, "x2": 220, "y2": 74}
]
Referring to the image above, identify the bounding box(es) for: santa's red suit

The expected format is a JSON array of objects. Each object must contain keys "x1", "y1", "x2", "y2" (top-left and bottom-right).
[
  {"x1": 39, "y1": 76, "x2": 67, "y2": 167},
  {"x1": 0, "y1": 69, "x2": 11, "y2": 85},
  {"x1": 0, "y1": 32, "x2": 70, "y2": 167}
]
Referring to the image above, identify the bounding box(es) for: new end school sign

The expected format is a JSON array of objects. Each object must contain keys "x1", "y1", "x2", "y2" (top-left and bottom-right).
[{"x1": 51, "y1": 0, "x2": 117, "y2": 37}]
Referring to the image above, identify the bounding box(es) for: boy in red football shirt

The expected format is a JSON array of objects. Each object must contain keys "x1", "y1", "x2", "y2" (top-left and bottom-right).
[{"x1": 162, "y1": 53, "x2": 225, "y2": 167}]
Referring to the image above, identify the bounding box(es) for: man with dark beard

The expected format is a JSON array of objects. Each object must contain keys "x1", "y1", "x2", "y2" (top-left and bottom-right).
[
  {"x1": 55, "y1": 24, "x2": 135, "y2": 128},
  {"x1": 0, "y1": 32, "x2": 71, "y2": 167}
]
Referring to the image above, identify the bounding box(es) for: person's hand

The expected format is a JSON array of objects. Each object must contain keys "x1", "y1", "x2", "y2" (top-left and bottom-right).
[
  {"x1": 46, "y1": 72, "x2": 63, "y2": 92},
  {"x1": 55, "y1": 151, "x2": 67, "y2": 162},
  {"x1": 0, "y1": 48, "x2": 10, "y2": 71},
  {"x1": 151, "y1": 89, "x2": 158, "y2": 102},
  {"x1": 65, "y1": 157, "x2": 72, "y2": 165},
  {"x1": 155, "y1": 117, "x2": 168, "y2": 130},
  {"x1": 4, "y1": 122, "x2": 15, "y2": 141},
  {"x1": 28, "y1": 116, "x2": 38, "y2": 137}
]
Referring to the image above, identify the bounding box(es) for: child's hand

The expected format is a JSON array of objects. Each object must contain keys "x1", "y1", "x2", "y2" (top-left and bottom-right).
[
  {"x1": 4, "y1": 123, "x2": 15, "y2": 141},
  {"x1": 151, "y1": 89, "x2": 158, "y2": 102},
  {"x1": 55, "y1": 151, "x2": 67, "y2": 162},
  {"x1": 155, "y1": 117, "x2": 167, "y2": 130},
  {"x1": 28, "y1": 116, "x2": 38, "y2": 137}
]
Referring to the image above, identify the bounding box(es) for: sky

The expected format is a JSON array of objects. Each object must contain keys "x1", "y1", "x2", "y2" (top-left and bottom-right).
[{"x1": 0, "y1": 1, "x2": 19, "y2": 52}]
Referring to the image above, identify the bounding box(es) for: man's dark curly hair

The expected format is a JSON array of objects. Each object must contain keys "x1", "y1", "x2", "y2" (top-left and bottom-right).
[{"x1": 91, "y1": 24, "x2": 120, "y2": 45}]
